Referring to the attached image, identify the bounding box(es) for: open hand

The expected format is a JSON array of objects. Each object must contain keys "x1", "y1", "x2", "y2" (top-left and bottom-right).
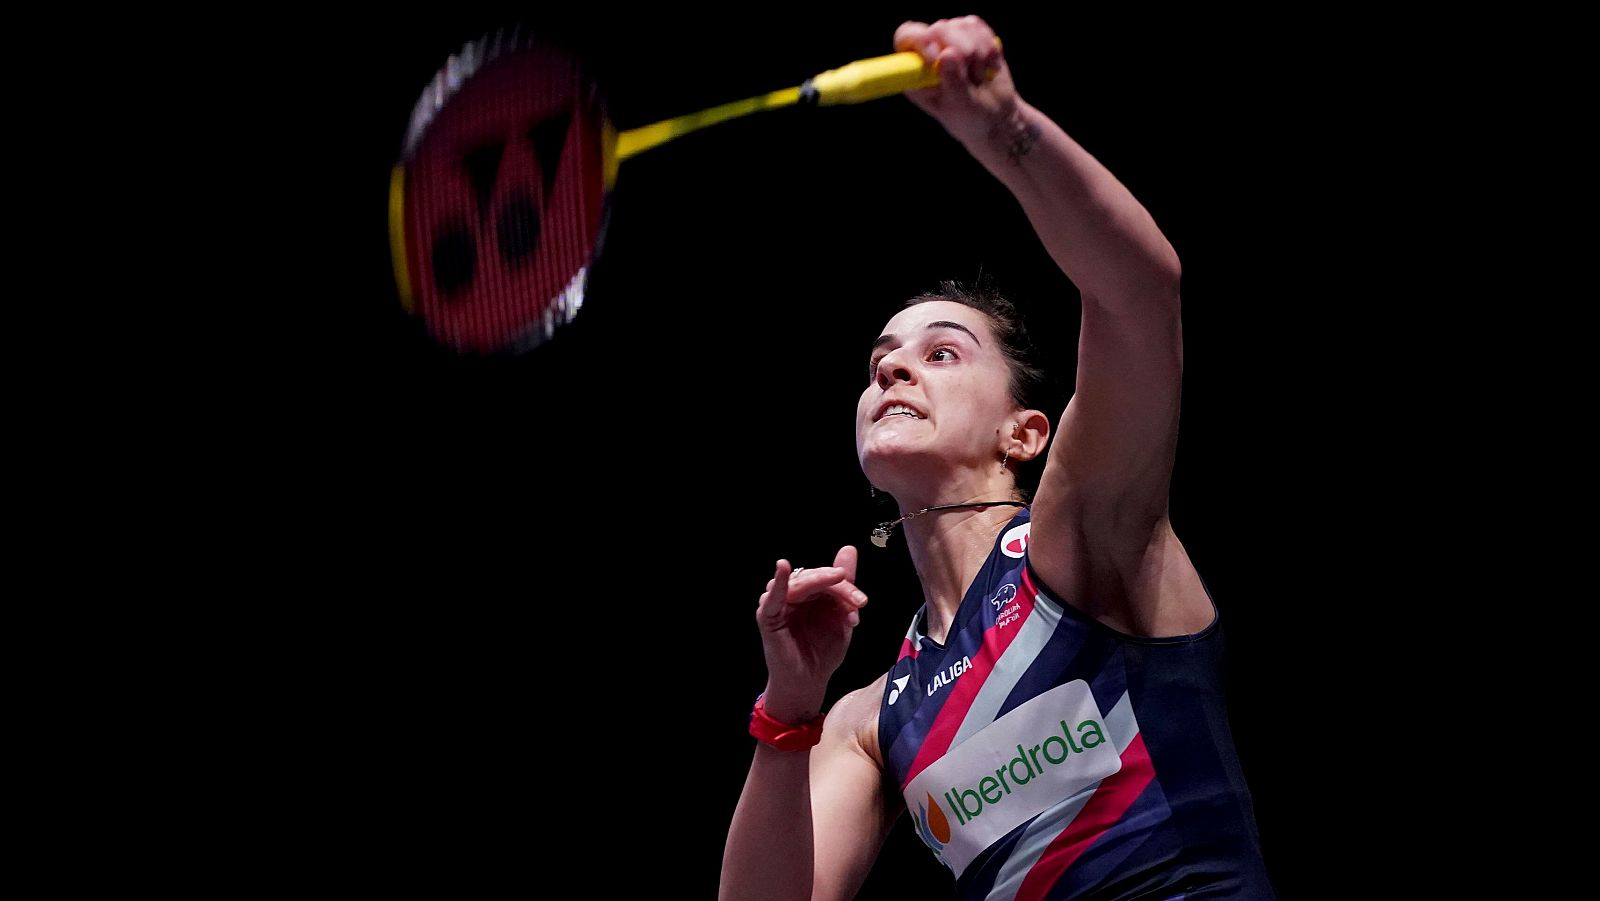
[{"x1": 754, "y1": 545, "x2": 868, "y2": 721}]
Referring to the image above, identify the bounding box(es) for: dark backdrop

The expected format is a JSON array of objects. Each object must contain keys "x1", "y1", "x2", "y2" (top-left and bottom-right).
[{"x1": 322, "y1": 8, "x2": 1380, "y2": 897}]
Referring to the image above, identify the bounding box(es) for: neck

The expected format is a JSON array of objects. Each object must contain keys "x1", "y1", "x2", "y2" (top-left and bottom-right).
[{"x1": 901, "y1": 501, "x2": 1022, "y2": 646}]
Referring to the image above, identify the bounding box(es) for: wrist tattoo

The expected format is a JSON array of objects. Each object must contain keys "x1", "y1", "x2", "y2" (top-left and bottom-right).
[{"x1": 1006, "y1": 120, "x2": 1042, "y2": 160}]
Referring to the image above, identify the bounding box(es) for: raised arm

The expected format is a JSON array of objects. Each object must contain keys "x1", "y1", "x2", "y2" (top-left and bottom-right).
[
  {"x1": 898, "y1": 17, "x2": 1207, "y2": 633},
  {"x1": 719, "y1": 549, "x2": 901, "y2": 901}
]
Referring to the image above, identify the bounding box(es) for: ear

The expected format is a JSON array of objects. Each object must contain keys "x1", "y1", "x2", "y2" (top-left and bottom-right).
[{"x1": 1008, "y1": 409, "x2": 1052, "y2": 463}]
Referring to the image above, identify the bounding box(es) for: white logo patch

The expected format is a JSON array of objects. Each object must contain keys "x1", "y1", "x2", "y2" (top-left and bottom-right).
[
  {"x1": 1000, "y1": 522, "x2": 1031, "y2": 558},
  {"x1": 888, "y1": 674, "x2": 911, "y2": 706},
  {"x1": 902, "y1": 680, "x2": 1123, "y2": 879},
  {"x1": 991, "y1": 583, "x2": 1017, "y2": 609}
]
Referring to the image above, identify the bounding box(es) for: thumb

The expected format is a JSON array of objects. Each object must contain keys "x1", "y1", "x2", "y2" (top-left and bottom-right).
[{"x1": 834, "y1": 544, "x2": 858, "y2": 582}]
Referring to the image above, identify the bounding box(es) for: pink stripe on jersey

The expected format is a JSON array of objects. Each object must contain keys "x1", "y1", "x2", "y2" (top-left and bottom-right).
[
  {"x1": 1014, "y1": 732, "x2": 1156, "y2": 901},
  {"x1": 900, "y1": 577, "x2": 1041, "y2": 789}
]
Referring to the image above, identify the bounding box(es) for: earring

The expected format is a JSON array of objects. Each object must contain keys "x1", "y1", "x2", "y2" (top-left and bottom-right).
[
  {"x1": 1000, "y1": 451, "x2": 1010, "y2": 472},
  {"x1": 870, "y1": 484, "x2": 877, "y2": 498}
]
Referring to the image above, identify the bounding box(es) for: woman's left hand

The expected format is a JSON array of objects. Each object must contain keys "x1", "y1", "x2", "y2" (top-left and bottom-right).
[{"x1": 894, "y1": 15, "x2": 1020, "y2": 148}]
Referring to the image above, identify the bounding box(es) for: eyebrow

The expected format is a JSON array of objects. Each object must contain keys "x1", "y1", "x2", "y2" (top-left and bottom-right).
[{"x1": 870, "y1": 321, "x2": 982, "y2": 353}]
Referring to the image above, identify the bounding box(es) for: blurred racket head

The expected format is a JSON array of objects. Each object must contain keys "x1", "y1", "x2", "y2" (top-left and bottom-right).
[{"x1": 390, "y1": 28, "x2": 615, "y2": 355}]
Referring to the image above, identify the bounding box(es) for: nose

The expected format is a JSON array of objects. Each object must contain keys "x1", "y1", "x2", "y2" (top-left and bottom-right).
[{"x1": 873, "y1": 347, "x2": 916, "y2": 390}]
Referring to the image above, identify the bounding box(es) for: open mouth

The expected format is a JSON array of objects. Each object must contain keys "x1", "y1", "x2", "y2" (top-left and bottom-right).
[{"x1": 875, "y1": 403, "x2": 926, "y2": 421}]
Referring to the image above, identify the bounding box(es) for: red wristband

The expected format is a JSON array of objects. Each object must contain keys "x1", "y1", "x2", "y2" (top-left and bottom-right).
[{"x1": 750, "y1": 694, "x2": 824, "y2": 751}]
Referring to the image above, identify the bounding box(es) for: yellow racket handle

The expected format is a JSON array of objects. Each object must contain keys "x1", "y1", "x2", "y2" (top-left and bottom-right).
[
  {"x1": 805, "y1": 51, "x2": 937, "y2": 104},
  {"x1": 807, "y1": 37, "x2": 1004, "y2": 106}
]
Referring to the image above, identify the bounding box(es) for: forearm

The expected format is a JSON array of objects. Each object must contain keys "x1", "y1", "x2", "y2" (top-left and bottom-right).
[
  {"x1": 964, "y1": 99, "x2": 1182, "y2": 309},
  {"x1": 719, "y1": 744, "x2": 815, "y2": 901}
]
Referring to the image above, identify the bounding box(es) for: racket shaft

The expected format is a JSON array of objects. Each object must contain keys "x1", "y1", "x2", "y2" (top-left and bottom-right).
[
  {"x1": 610, "y1": 39, "x2": 1001, "y2": 170},
  {"x1": 615, "y1": 86, "x2": 802, "y2": 164}
]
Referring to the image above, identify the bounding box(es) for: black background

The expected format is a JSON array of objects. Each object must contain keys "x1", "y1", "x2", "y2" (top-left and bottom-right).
[{"x1": 318, "y1": 7, "x2": 1395, "y2": 897}]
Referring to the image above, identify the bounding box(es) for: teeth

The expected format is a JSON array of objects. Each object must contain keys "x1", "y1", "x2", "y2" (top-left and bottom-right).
[{"x1": 883, "y1": 404, "x2": 921, "y2": 419}]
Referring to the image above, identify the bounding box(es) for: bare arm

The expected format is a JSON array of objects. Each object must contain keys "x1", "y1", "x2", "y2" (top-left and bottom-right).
[
  {"x1": 720, "y1": 681, "x2": 900, "y2": 901},
  {"x1": 899, "y1": 18, "x2": 1206, "y2": 633}
]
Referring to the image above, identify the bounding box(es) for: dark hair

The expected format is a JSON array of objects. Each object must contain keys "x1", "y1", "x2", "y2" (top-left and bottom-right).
[{"x1": 905, "y1": 279, "x2": 1045, "y2": 413}]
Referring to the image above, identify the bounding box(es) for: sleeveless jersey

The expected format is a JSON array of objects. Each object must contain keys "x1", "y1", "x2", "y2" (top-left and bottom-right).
[{"x1": 878, "y1": 508, "x2": 1275, "y2": 899}]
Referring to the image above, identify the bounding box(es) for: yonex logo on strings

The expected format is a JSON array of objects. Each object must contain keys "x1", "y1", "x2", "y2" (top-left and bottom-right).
[{"x1": 432, "y1": 112, "x2": 573, "y2": 296}]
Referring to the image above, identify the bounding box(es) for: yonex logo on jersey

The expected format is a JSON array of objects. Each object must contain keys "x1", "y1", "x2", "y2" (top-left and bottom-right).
[
  {"x1": 938, "y1": 717, "x2": 1108, "y2": 827},
  {"x1": 888, "y1": 675, "x2": 911, "y2": 706},
  {"x1": 1000, "y1": 523, "x2": 1030, "y2": 558}
]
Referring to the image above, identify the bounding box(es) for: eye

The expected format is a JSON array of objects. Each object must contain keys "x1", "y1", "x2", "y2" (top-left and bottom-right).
[
  {"x1": 928, "y1": 346, "x2": 957, "y2": 362},
  {"x1": 867, "y1": 355, "x2": 884, "y2": 381}
]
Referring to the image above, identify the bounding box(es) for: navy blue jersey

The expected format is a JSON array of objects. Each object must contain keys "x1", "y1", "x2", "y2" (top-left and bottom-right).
[{"x1": 878, "y1": 508, "x2": 1275, "y2": 899}]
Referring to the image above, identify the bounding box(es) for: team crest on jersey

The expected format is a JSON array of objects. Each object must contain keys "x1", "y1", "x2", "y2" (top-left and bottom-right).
[
  {"x1": 990, "y1": 583, "x2": 1017, "y2": 609},
  {"x1": 1000, "y1": 522, "x2": 1030, "y2": 558}
]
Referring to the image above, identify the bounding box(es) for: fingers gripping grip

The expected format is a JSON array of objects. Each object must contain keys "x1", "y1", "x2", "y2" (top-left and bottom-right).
[{"x1": 800, "y1": 37, "x2": 1003, "y2": 106}]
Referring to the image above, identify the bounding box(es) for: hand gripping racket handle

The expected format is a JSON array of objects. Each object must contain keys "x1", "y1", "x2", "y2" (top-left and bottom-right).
[{"x1": 801, "y1": 38, "x2": 1003, "y2": 106}]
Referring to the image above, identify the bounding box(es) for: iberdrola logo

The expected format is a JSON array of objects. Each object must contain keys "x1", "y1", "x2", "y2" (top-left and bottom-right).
[
  {"x1": 909, "y1": 713, "x2": 1109, "y2": 867},
  {"x1": 912, "y1": 792, "x2": 953, "y2": 867}
]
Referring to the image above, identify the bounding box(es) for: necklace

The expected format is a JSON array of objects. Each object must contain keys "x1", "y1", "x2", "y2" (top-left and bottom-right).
[{"x1": 871, "y1": 500, "x2": 1028, "y2": 548}]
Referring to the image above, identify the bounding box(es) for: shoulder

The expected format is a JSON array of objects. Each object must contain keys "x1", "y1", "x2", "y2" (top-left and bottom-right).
[
  {"x1": 1026, "y1": 510, "x2": 1216, "y2": 638},
  {"x1": 827, "y1": 672, "x2": 888, "y2": 768}
]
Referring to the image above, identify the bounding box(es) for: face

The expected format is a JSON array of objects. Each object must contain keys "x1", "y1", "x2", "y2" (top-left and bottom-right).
[{"x1": 855, "y1": 301, "x2": 1018, "y2": 486}]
